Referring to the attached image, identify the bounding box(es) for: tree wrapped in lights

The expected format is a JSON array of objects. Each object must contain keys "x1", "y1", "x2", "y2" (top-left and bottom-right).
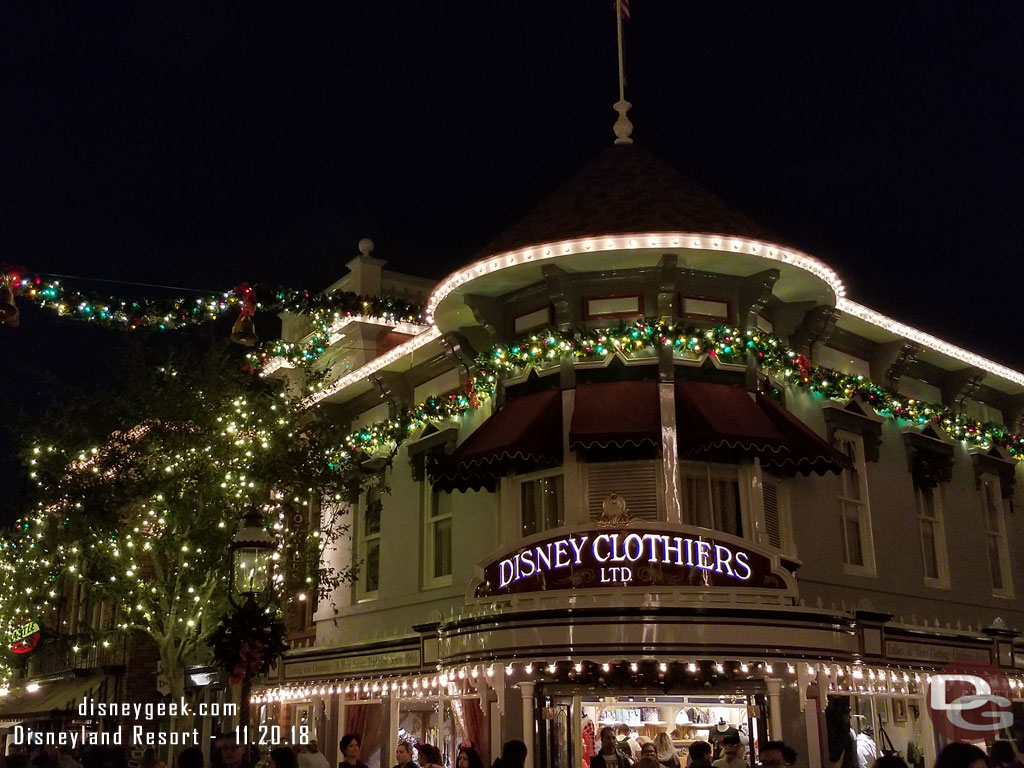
[{"x1": 0, "y1": 343, "x2": 363, "y2": 699}]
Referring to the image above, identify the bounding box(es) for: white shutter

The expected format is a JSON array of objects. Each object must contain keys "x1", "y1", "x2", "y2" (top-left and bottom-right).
[
  {"x1": 762, "y1": 478, "x2": 782, "y2": 548},
  {"x1": 587, "y1": 460, "x2": 659, "y2": 520}
]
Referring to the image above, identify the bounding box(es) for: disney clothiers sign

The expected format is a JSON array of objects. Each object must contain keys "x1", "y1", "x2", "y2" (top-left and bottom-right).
[{"x1": 473, "y1": 524, "x2": 793, "y2": 598}]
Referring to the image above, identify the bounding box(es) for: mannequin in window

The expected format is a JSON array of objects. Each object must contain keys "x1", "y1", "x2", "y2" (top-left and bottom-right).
[{"x1": 709, "y1": 721, "x2": 739, "y2": 761}]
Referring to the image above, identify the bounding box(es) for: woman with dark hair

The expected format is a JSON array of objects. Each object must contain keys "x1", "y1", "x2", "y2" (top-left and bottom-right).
[
  {"x1": 338, "y1": 736, "x2": 368, "y2": 768},
  {"x1": 269, "y1": 750, "x2": 298, "y2": 768},
  {"x1": 989, "y1": 741, "x2": 1023, "y2": 768},
  {"x1": 491, "y1": 741, "x2": 527, "y2": 768},
  {"x1": 416, "y1": 745, "x2": 443, "y2": 768},
  {"x1": 456, "y1": 748, "x2": 485, "y2": 768},
  {"x1": 933, "y1": 743, "x2": 989, "y2": 768}
]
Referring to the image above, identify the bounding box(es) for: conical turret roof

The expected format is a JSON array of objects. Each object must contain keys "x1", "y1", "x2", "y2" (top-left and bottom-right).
[{"x1": 480, "y1": 144, "x2": 783, "y2": 257}]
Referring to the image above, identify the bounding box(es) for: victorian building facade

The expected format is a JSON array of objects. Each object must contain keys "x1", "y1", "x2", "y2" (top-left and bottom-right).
[{"x1": 256, "y1": 144, "x2": 1024, "y2": 768}]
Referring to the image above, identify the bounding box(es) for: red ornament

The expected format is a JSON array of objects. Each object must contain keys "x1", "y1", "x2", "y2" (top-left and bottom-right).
[
  {"x1": 465, "y1": 377, "x2": 481, "y2": 410},
  {"x1": 795, "y1": 354, "x2": 811, "y2": 382}
]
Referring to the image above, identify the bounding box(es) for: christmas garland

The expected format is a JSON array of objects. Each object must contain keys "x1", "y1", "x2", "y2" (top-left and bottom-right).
[
  {"x1": 209, "y1": 601, "x2": 289, "y2": 685},
  {"x1": 0, "y1": 267, "x2": 422, "y2": 372}
]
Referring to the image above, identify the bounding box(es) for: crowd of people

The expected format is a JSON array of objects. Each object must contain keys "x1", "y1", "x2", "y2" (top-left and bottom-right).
[{"x1": 1, "y1": 732, "x2": 1020, "y2": 768}]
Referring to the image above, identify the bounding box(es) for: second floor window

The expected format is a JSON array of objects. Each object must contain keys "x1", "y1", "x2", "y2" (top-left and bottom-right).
[
  {"x1": 520, "y1": 472, "x2": 564, "y2": 537},
  {"x1": 357, "y1": 480, "x2": 382, "y2": 599},
  {"x1": 916, "y1": 485, "x2": 950, "y2": 588},
  {"x1": 836, "y1": 431, "x2": 875, "y2": 576},
  {"x1": 425, "y1": 490, "x2": 453, "y2": 587},
  {"x1": 681, "y1": 464, "x2": 742, "y2": 537},
  {"x1": 981, "y1": 474, "x2": 1013, "y2": 597}
]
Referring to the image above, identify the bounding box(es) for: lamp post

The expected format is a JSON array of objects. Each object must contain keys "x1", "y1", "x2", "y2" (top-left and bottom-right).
[
  {"x1": 230, "y1": 509, "x2": 275, "y2": 608},
  {"x1": 229, "y1": 509, "x2": 275, "y2": 733}
]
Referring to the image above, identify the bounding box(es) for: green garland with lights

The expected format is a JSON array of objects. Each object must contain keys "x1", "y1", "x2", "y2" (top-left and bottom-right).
[
  {"x1": 474, "y1": 321, "x2": 1023, "y2": 456},
  {"x1": 0, "y1": 267, "x2": 422, "y2": 376},
  {"x1": 1, "y1": 306, "x2": 1021, "y2": 693}
]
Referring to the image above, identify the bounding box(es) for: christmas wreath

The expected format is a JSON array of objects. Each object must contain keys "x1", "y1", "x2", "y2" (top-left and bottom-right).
[{"x1": 209, "y1": 601, "x2": 289, "y2": 684}]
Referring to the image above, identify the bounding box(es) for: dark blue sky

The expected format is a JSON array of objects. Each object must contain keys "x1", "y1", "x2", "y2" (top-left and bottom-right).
[{"x1": 2, "y1": 1, "x2": 1023, "y2": 368}]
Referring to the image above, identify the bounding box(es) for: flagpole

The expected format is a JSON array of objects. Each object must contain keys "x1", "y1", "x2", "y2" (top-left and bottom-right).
[
  {"x1": 615, "y1": 0, "x2": 626, "y2": 103},
  {"x1": 612, "y1": 0, "x2": 633, "y2": 144}
]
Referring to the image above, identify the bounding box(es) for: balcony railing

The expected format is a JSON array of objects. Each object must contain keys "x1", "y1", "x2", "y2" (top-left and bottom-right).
[{"x1": 27, "y1": 636, "x2": 128, "y2": 678}]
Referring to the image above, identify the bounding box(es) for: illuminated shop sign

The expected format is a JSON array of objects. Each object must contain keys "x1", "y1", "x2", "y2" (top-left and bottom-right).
[
  {"x1": 474, "y1": 526, "x2": 789, "y2": 598},
  {"x1": 8, "y1": 619, "x2": 41, "y2": 655}
]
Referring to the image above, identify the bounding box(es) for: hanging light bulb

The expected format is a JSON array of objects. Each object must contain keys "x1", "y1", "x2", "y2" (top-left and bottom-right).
[
  {"x1": 602, "y1": 663, "x2": 610, "y2": 673},
  {"x1": 687, "y1": 663, "x2": 697, "y2": 673}
]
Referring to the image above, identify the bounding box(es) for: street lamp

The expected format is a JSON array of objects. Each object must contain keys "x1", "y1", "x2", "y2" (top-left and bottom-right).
[{"x1": 230, "y1": 509, "x2": 275, "y2": 608}]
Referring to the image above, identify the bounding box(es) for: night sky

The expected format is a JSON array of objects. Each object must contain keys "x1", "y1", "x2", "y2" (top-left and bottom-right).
[{"x1": 3, "y1": 2, "x2": 1023, "y2": 368}]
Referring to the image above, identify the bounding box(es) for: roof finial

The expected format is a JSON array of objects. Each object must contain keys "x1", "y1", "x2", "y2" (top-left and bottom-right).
[{"x1": 612, "y1": 0, "x2": 633, "y2": 144}]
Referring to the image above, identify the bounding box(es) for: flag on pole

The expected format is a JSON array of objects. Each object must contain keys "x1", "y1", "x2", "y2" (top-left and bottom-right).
[{"x1": 615, "y1": 0, "x2": 630, "y2": 22}]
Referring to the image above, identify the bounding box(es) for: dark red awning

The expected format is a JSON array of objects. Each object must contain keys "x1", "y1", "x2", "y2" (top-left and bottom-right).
[
  {"x1": 569, "y1": 380, "x2": 661, "y2": 450},
  {"x1": 431, "y1": 388, "x2": 563, "y2": 492},
  {"x1": 675, "y1": 381, "x2": 851, "y2": 475}
]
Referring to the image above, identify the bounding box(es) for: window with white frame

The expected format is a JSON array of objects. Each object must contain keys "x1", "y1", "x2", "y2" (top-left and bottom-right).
[
  {"x1": 356, "y1": 479, "x2": 382, "y2": 599},
  {"x1": 520, "y1": 471, "x2": 564, "y2": 537},
  {"x1": 835, "y1": 431, "x2": 875, "y2": 575},
  {"x1": 425, "y1": 489, "x2": 453, "y2": 587},
  {"x1": 680, "y1": 463, "x2": 743, "y2": 538},
  {"x1": 916, "y1": 485, "x2": 950, "y2": 588},
  {"x1": 980, "y1": 474, "x2": 1013, "y2": 597}
]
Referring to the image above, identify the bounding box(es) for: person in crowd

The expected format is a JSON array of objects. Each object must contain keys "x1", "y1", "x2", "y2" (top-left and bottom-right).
[
  {"x1": 142, "y1": 750, "x2": 167, "y2": 768},
  {"x1": 686, "y1": 742, "x2": 712, "y2": 768},
  {"x1": 933, "y1": 743, "x2": 989, "y2": 768},
  {"x1": 653, "y1": 734, "x2": 679, "y2": 768},
  {"x1": 416, "y1": 745, "x2": 443, "y2": 768},
  {"x1": 780, "y1": 746, "x2": 798, "y2": 767},
  {"x1": 989, "y1": 742, "x2": 1024, "y2": 768},
  {"x1": 617, "y1": 726, "x2": 641, "y2": 761},
  {"x1": 491, "y1": 740, "x2": 527, "y2": 768},
  {"x1": 297, "y1": 741, "x2": 328, "y2": 768},
  {"x1": 872, "y1": 756, "x2": 908, "y2": 768},
  {"x1": 711, "y1": 734, "x2": 744, "y2": 768},
  {"x1": 636, "y1": 759, "x2": 659, "y2": 768},
  {"x1": 641, "y1": 744, "x2": 658, "y2": 763},
  {"x1": 219, "y1": 735, "x2": 249, "y2": 768},
  {"x1": 393, "y1": 742, "x2": 418, "y2": 768},
  {"x1": 756, "y1": 742, "x2": 788, "y2": 767},
  {"x1": 593, "y1": 727, "x2": 634, "y2": 768},
  {"x1": 456, "y1": 748, "x2": 484, "y2": 768},
  {"x1": 56, "y1": 748, "x2": 82, "y2": 768},
  {"x1": 177, "y1": 748, "x2": 204, "y2": 768},
  {"x1": 269, "y1": 749, "x2": 297, "y2": 768},
  {"x1": 338, "y1": 736, "x2": 367, "y2": 768}
]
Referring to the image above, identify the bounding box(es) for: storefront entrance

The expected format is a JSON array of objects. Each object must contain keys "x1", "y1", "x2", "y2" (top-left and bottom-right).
[{"x1": 537, "y1": 689, "x2": 769, "y2": 768}]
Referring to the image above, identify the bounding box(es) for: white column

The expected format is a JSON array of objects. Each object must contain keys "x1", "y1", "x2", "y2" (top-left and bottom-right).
[
  {"x1": 389, "y1": 689, "x2": 400, "y2": 767},
  {"x1": 659, "y1": 382, "x2": 681, "y2": 524},
  {"x1": 561, "y1": 390, "x2": 585, "y2": 525},
  {"x1": 765, "y1": 678, "x2": 783, "y2": 740},
  {"x1": 519, "y1": 681, "x2": 536, "y2": 768}
]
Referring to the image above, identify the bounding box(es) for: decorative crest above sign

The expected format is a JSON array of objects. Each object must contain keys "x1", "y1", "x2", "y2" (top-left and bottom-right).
[{"x1": 471, "y1": 523, "x2": 796, "y2": 599}]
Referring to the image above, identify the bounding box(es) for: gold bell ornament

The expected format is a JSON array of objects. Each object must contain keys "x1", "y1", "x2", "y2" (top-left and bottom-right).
[
  {"x1": 0, "y1": 282, "x2": 18, "y2": 328},
  {"x1": 229, "y1": 282, "x2": 258, "y2": 346},
  {"x1": 230, "y1": 311, "x2": 258, "y2": 346}
]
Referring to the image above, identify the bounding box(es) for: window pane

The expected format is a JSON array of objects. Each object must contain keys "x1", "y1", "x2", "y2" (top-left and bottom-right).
[
  {"x1": 713, "y1": 479, "x2": 742, "y2": 537},
  {"x1": 365, "y1": 491, "x2": 381, "y2": 535},
  {"x1": 988, "y1": 536, "x2": 1004, "y2": 589},
  {"x1": 843, "y1": 443, "x2": 861, "y2": 500},
  {"x1": 684, "y1": 476, "x2": 712, "y2": 529},
  {"x1": 843, "y1": 506, "x2": 863, "y2": 566},
  {"x1": 984, "y1": 485, "x2": 1000, "y2": 532},
  {"x1": 366, "y1": 542, "x2": 380, "y2": 592},
  {"x1": 521, "y1": 483, "x2": 540, "y2": 537},
  {"x1": 919, "y1": 488, "x2": 936, "y2": 519},
  {"x1": 921, "y1": 520, "x2": 938, "y2": 580},
  {"x1": 434, "y1": 518, "x2": 452, "y2": 578},
  {"x1": 543, "y1": 476, "x2": 565, "y2": 531}
]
